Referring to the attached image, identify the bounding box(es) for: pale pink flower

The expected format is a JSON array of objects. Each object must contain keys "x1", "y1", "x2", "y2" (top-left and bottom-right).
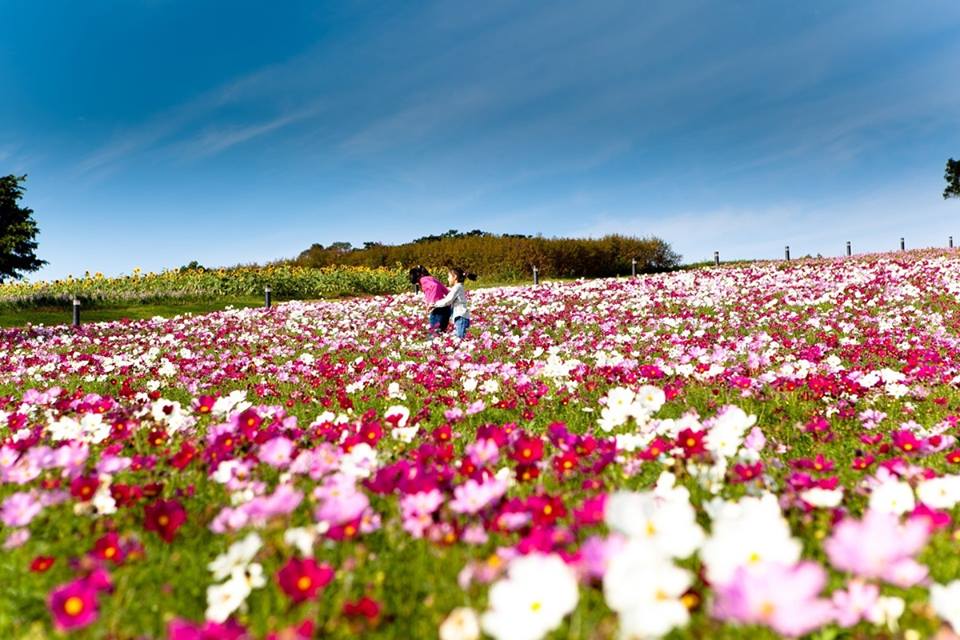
[
  {"x1": 831, "y1": 579, "x2": 880, "y2": 627},
  {"x1": 449, "y1": 478, "x2": 507, "y2": 515},
  {"x1": 258, "y1": 437, "x2": 294, "y2": 468},
  {"x1": 1, "y1": 491, "x2": 42, "y2": 527},
  {"x1": 824, "y1": 509, "x2": 929, "y2": 587},
  {"x1": 466, "y1": 439, "x2": 499, "y2": 466},
  {"x1": 713, "y1": 562, "x2": 834, "y2": 637}
]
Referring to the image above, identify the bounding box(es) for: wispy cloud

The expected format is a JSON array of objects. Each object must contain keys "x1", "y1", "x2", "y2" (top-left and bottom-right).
[{"x1": 184, "y1": 103, "x2": 326, "y2": 158}]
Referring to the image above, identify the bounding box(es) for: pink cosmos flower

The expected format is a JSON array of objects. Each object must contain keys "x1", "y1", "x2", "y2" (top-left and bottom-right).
[
  {"x1": 0, "y1": 491, "x2": 42, "y2": 527},
  {"x1": 743, "y1": 426, "x2": 766, "y2": 452},
  {"x1": 466, "y1": 439, "x2": 499, "y2": 466},
  {"x1": 831, "y1": 579, "x2": 880, "y2": 627},
  {"x1": 167, "y1": 618, "x2": 248, "y2": 640},
  {"x1": 824, "y1": 509, "x2": 929, "y2": 587},
  {"x1": 4, "y1": 528, "x2": 30, "y2": 549},
  {"x1": 577, "y1": 533, "x2": 626, "y2": 580},
  {"x1": 712, "y1": 562, "x2": 835, "y2": 637},
  {"x1": 400, "y1": 489, "x2": 444, "y2": 538},
  {"x1": 48, "y1": 579, "x2": 99, "y2": 631},
  {"x1": 449, "y1": 478, "x2": 507, "y2": 515},
  {"x1": 313, "y1": 475, "x2": 369, "y2": 525},
  {"x1": 258, "y1": 437, "x2": 294, "y2": 468}
]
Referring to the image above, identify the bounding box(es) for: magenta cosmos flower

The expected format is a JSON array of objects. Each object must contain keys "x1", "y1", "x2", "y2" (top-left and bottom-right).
[{"x1": 48, "y1": 579, "x2": 98, "y2": 631}]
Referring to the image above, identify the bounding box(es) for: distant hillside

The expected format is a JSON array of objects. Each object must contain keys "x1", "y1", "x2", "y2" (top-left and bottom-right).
[{"x1": 295, "y1": 231, "x2": 680, "y2": 280}]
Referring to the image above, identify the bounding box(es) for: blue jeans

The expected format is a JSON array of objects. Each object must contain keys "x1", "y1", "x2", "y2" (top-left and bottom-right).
[
  {"x1": 454, "y1": 316, "x2": 470, "y2": 338},
  {"x1": 429, "y1": 306, "x2": 452, "y2": 334}
]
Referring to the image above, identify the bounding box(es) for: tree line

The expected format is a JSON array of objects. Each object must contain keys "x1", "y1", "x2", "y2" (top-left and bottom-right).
[{"x1": 295, "y1": 232, "x2": 682, "y2": 279}]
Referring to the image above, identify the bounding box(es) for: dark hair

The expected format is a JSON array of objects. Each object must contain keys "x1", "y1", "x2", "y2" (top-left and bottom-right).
[
  {"x1": 448, "y1": 266, "x2": 478, "y2": 283},
  {"x1": 408, "y1": 264, "x2": 430, "y2": 284}
]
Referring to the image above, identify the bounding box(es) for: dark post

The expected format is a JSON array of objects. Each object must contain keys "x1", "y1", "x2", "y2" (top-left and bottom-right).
[
  {"x1": 951, "y1": 236, "x2": 954, "y2": 249},
  {"x1": 846, "y1": 241, "x2": 851, "y2": 256},
  {"x1": 784, "y1": 245, "x2": 790, "y2": 261},
  {"x1": 713, "y1": 251, "x2": 720, "y2": 267},
  {"x1": 631, "y1": 257, "x2": 637, "y2": 278},
  {"x1": 533, "y1": 266, "x2": 539, "y2": 285},
  {"x1": 900, "y1": 237, "x2": 905, "y2": 251},
  {"x1": 264, "y1": 285, "x2": 272, "y2": 309},
  {"x1": 71, "y1": 298, "x2": 80, "y2": 328}
]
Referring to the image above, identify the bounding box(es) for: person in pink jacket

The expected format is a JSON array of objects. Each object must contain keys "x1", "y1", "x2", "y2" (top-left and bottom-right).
[{"x1": 409, "y1": 265, "x2": 452, "y2": 334}]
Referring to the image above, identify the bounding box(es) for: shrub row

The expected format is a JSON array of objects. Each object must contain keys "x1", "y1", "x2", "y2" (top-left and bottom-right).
[{"x1": 296, "y1": 234, "x2": 681, "y2": 280}]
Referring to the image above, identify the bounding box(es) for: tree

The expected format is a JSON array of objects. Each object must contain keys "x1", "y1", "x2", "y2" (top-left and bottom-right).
[
  {"x1": 0, "y1": 174, "x2": 46, "y2": 283},
  {"x1": 945, "y1": 158, "x2": 960, "y2": 200},
  {"x1": 326, "y1": 241, "x2": 353, "y2": 253}
]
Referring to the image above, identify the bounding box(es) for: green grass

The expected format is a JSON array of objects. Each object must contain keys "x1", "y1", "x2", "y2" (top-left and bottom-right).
[
  {"x1": 0, "y1": 298, "x2": 268, "y2": 327},
  {"x1": 0, "y1": 278, "x2": 571, "y2": 328}
]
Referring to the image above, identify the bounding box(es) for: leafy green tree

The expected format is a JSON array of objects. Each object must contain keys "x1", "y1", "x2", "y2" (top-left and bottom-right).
[
  {"x1": 0, "y1": 174, "x2": 46, "y2": 283},
  {"x1": 327, "y1": 241, "x2": 353, "y2": 253},
  {"x1": 945, "y1": 158, "x2": 960, "y2": 199}
]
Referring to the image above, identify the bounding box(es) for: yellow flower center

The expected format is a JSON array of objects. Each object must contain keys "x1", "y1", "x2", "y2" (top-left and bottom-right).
[
  {"x1": 296, "y1": 576, "x2": 312, "y2": 591},
  {"x1": 64, "y1": 596, "x2": 84, "y2": 616},
  {"x1": 530, "y1": 601, "x2": 542, "y2": 612}
]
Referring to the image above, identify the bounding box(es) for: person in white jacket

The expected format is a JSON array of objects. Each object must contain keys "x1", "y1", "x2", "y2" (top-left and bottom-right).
[{"x1": 433, "y1": 267, "x2": 477, "y2": 338}]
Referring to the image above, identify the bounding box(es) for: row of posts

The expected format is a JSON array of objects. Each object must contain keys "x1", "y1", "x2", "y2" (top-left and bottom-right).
[{"x1": 711, "y1": 236, "x2": 956, "y2": 266}]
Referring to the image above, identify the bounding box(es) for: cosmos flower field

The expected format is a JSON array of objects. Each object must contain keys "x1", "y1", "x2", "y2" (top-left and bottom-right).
[{"x1": 4, "y1": 251, "x2": 960, "y2": 639}]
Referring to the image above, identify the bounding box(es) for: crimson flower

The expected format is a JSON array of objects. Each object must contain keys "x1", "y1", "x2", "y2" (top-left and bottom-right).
[
  {"x1": 143, "y1": 499, "x2": 187, "y2": 543},
  {"x1": 276, "y1": 558, "x2": 335, "y2": 603}
]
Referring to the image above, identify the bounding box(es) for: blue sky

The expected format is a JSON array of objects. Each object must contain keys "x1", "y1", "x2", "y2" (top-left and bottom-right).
[{"x1": 2, "y1": 0, "x2": 959, "y2": 279}]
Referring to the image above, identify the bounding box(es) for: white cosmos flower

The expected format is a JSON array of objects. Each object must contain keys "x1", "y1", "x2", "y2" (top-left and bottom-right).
[
  {"x1": 339, "y1": 442, "x2": 378, "y2": 479},
  {"x1": 916, "y1": 475, "x2": 960, "y2": 510},
  {"x1": 205, "y1": 574, "x2": 251, "y2": 623},
  {"x1": 700, "y1": 493, "x2": 801, "y2": 586},
  {"x1": 603, "y1": 540, "x2": 692, "y2": 639},
  {"x1": 384, "y1": 405, "x2": 410, "y2": 427},
  {"x1": 865, "y1": 596, "x2": 905, "y2": 632},
  {"x1": 481, "y1": 554, "x2": 579, "y2": 640},
  {"x1": 634, "y1": 385, "x2": 666, "y2": 414},
  {"x1": 800, "y1": 487, "x2": 844, "y2": 508},
  {"x1": 283, "y1": 526, "x2": 316, "y2": 557},
  {"x1": 868, "y1": 479, "x2": 915, "y2": 515},
  {"x1": 208, "y1": 532, "x2": 263, "y2": 581},
  {"x1": 930, "y1": 581, "x2": 960, "y2": 632},
  {"x1": 440, "y1": 607, "x2": 481, "y2": 640},
  {"x1": 605, "y1": 484, "x2": 703, "y2": 559},
  {"x1": 481, "y1": 379, "x2": 500, "y2": 394}
]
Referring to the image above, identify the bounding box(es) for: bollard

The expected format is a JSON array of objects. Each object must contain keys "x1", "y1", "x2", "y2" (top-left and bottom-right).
[
  {"x1": 785, "y1": 245, "x2": 790, "y2": 261},
  {"x1": 900, "y1": 237, "x2": 905, "y2": 251},
  {"x1": 264, "y1": 285, "x2": 272, "y2": 309},
  {"x1": 533, "y1": 266, "x2": 539, "y2": 285},
  {"x1": 846, "y1": 241, "x2": 851, "y2": 256},
  {"x1": 631, "y1": 257, "x2": 637, "y2": 278},
  {"x1": 714, "y1": 251, "x2": 720, "y2": 267},
  {"x1": 71, "y1": 299, "x2": 80, "y2": 327},
  {"x1": 951, "y1": 236, "x2": 955, "y2": 249}
]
